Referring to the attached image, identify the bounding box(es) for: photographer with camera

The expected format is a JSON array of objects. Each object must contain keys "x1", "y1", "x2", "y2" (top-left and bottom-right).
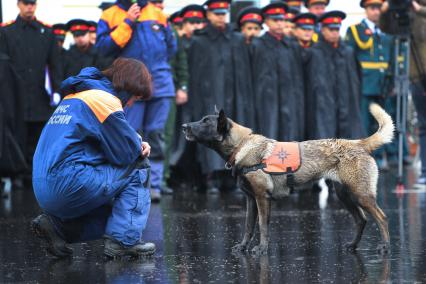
[{"x1": 380, "y1": 0, "x2": 426, "y2": 186}]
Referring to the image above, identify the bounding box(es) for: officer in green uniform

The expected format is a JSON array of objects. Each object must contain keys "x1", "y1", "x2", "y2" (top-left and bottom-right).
[{"x1": 346, "y1": 0, "x2": 394, "y2": 169}]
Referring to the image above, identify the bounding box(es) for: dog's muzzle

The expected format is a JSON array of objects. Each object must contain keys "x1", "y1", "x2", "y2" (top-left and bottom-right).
[{"x1": 182, "y1": 124, "x2": 195, "y2": 141}]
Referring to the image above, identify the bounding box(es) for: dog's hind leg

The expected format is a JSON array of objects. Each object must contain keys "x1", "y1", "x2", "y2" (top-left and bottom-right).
[
  {"x1": 251, "y1": 196, "x2": 271, "y2": 255},
  {"x1": 357, "y1": 195, "x2": 390, "y2": 254},
  {"x1": 233, "y1": 195, "x2": 258, "y2": 253},
  {"x1": 346, "y1": 183, "x2": 390, "y2": 255},
  {"x1": 335, "y1": 185, "x2": 367, "y2": 252}
]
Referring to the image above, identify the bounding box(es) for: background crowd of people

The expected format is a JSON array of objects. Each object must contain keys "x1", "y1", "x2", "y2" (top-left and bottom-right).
[{"x1": 1, "y1": 0, "x2": 426, "y2": 202}]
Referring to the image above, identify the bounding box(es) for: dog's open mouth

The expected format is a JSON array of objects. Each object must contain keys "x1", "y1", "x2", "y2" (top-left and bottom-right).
[
  {"x1": 182, "y1": 128, "x2": 196, "y2": 141},
  {"x1": 184, "y1": 132, "x2": 195, "y2": 141}
]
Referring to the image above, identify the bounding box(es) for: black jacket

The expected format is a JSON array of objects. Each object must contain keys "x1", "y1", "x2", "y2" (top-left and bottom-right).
[
  {"x1": 251, "y1": 33, "x2": 305, "y2": 141},
  {"x1": 187, "y1": 23, "x2": 253, "y2": 174},
  {"x1": 63, "y1": 45, "x2": 113, "y2": 79},
  {"x1": 305, "y1": 37, "x2": 364, "y2": 140},
  {"x1": 0, "y1": 52, "x2": 27, "y2": 175},
  {"x1": 0, "y1": 16, "x2": 62, "y2": 122}
]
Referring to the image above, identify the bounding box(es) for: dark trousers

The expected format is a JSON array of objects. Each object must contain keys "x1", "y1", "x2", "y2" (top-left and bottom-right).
[
  {"x1": 24, "y1": 122, "x2": 45, "y2": 175},
  {"x1": 412, "y1": 83, "x2": 426, "y2": 177}
]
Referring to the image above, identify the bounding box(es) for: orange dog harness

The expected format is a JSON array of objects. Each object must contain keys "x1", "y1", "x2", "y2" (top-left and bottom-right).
[{"x1": 262, "y1": 142, "x2": 301, "y2": 174}]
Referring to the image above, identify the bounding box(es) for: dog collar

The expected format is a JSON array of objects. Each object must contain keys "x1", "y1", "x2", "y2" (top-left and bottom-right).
[{"x1": 225, "y1": 133, "x2": 253, "y2": 170}]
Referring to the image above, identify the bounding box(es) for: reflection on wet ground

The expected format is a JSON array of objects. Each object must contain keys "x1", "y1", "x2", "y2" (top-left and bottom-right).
[{"x1": 1, "y1": 168, "x2": 426, "y2": 283}]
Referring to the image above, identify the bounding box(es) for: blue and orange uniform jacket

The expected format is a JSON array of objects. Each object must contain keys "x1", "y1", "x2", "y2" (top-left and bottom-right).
[
  {"x1": 33, "y1": 67, "x2": 142, "y2": 180},
  {"x1": 96, "y1": 1, "x2": 177, "y2": 98}
]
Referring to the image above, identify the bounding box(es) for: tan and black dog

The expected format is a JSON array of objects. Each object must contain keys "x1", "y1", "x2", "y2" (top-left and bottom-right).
[{"x1": 183, "y1": 104, "x2": 394, "y2": 255}]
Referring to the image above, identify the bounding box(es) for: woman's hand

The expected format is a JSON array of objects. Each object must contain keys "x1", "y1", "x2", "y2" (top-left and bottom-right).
[
  {"x1": 141, "y1": 142, "x2": 151, "y2": 158},
  {"x1": 127, "y1": 3, "x2": 141, "y2": 22}
]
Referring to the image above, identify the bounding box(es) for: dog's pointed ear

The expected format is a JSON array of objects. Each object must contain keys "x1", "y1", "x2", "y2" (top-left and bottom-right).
[
  {"x1": 214, "y1": 105, "x2": 219, "y2": 115},
  {"x1": 217, "y1": 109, "x2": 230, "y2": 136}
]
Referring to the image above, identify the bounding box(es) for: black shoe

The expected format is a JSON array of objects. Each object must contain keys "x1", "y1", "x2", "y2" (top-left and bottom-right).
[
  {"x1": 31, "y1": 214, "x2": 73, "y2": 258},
  {"x1": 161, "y1": 185, "x2": 173, "y2": 195},
  {"x1": 104, "y1": 236, "x2": 156, "y2": 258}
]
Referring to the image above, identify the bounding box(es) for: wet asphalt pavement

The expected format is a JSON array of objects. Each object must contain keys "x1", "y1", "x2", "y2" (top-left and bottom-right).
[{"x1": 1, "y1": 168, "x2": 426, "y2": 283}]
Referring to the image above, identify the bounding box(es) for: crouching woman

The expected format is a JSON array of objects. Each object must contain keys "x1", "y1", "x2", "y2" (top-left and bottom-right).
[{"x1": 31, "y1": 58, "x2": 155, "y2": 258}]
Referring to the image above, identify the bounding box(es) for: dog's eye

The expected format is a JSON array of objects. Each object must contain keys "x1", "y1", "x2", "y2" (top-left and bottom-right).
[{"x1": 202, "y1": 117, "x2": 209, "y2": 123}]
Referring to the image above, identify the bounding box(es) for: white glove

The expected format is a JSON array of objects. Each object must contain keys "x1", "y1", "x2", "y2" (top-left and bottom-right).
[{"x1": 52, "y1": 93, "x2": 61, "y2": 106}]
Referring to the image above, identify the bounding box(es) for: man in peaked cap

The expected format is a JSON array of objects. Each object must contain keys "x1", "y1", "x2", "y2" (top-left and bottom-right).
[
  {"x1": 283, "y1": 0, "x2": 303, "y2": 12},
  {"x1": 52, "y1": 23, "x2": 67, "y2": 48},
  {"x1": 292, "y1": 12, "x2": 317, "y2": 48},
  {"x1": 164, "y1": 8, "x2": 190, "y2": 193},
  {"x1": 203, "y1": 0, "x2": 232, "y2": 30},
  {"x1": 251, "y1": 1, "x2": 305, "y2": 142},
  {"x1": 0, "y1": 0, "x2": 62, "y2": 187},
  {"x1": 166, "y1": 4, "x2": 208, "y2": 190},
  {"x1": 186, "y1": 0, "x2": 254, "y2": 193},
  {"x1": 63, "y1": 19, "x2": 113, "y2": 79},
  {"x1": 305, "y1": 10, "x2": 364, "y2": 141},
  {"x1": 180, "y1": 4, "x2": 206, "y2": 50},
  {"x1": 87, "y1": 20, "x2": 98, "y2": 46},
  {"x1": 303, "y1": 0, "x2": 329, "y2": 16},
  {"x1": 237, "y1": 6, "x2": 263, "y2": 44},
  {"x1": 283, "y1": 7, "x2": 299, "y2": 37},
  {"x1": 169, "y1": 11, "x2": 184, "y2": 31},
  {"x1": 346, "y1": 0, "x2": 401, "y2": 169}
]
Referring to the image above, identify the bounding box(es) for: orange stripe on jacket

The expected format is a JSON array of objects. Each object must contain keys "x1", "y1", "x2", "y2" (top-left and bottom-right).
[
  {"x1": 138, "y1": 2, "x2": 168, "y2": 26},
  {"x1": 101, "y1": 5, "x2": 133, "y2": 48},
  {"x1": 63, "y1": 90, "x2": 122, "y2": 123},
  {"x1": 100, "y1": 3, "x2": 167, "y2": 48}
]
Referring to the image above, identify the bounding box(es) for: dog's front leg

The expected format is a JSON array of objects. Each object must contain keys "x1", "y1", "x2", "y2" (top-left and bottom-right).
[
  {"x1": 251, "y1": 196, "x2": 271, "y2": 255},
  {"x1": 233, "y1": 195, "x2": 258, "y2": 252}
]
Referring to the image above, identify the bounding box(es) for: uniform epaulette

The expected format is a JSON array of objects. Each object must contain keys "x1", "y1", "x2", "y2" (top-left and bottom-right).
[
  {"x1": 36, "y1": 19, "x2": 52, "y2": 28},
  {"x1": 349, "y1": 23, "x2": 373, "y2": 50},
  {"x1": 0, "y1": 20, "x2": 15, "y2": 27}
]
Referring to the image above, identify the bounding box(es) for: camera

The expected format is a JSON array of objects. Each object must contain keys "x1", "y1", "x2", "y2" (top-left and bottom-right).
[{"x1": 389, "y1": 0, "x2": 412, "y2": 31}]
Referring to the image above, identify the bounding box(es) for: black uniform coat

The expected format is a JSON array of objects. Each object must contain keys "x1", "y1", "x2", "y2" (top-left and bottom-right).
[
  {"x1": 0, "y1": 16, "x2": 62, "y2": 122},
  {"x1": 0, "y1": 52, "x2": 27, "y2": 175},
  {"x1": 305, "y1": 36, "x2": 364, "y2": 140},
  {"x1": 187, "y1": 23, "x2": 254, "y2": 174},
  {"x1": 169, "y1": 34, "x2": 191, "y2": 168},
  {"x1": 63, "y1": 45, "x2": 113, "y2": 79},
  {"x1": 251, "y1": 33, "x2": 305, "y2": 141}
]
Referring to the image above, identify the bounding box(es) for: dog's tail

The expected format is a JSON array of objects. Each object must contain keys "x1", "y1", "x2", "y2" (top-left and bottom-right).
[{"x1": 358, "y1": 103, "x2": 395, "y2": 153}]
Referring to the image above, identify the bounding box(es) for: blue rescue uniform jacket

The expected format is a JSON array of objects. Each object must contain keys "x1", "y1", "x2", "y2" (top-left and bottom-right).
[
  {"x1": 33, "y1": 68, "x2": 145, "y2": 218},
  {"x1": 96, "y1": 1, "x2": 177, "y2": 98}
]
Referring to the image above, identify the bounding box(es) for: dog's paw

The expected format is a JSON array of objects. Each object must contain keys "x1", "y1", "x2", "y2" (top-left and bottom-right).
[
  {"x1": 251, "y1": 244, "x2": 268, "y2": 256},
  {"x1": 344, "y1": 242, "x2": 358, "y2": 253},
  {"x1": 232, "y1": 243, "x2": 248, "y2": 253},
  {"x1": 377, "y1": 243, "x2": 390, "y2": 255}
]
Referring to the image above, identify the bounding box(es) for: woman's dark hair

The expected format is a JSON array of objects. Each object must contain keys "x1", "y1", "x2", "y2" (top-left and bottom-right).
[{"x1": 102, "y1": 57, "x2": 152, "y2": 100}]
